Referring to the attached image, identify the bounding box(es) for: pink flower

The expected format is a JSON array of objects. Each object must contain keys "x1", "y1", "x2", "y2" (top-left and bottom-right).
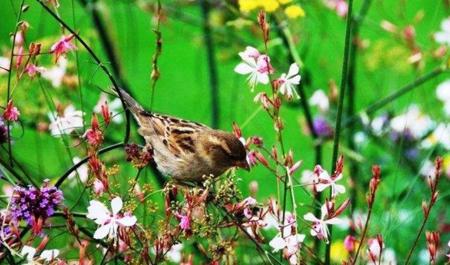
[
  {"x1": 24, "y1": 63, "x2": 45, "y2": 78},
  {"x1": 50, "y1": 34, "x2": 76, "y2": 62},
  {"x1": 84, "y1": 114, "x2": 103, "y2": 147},
  {"x1": 3, "y1": 100, "x2": 20, "y2": 121},
  {"x1": 344, "y1": 235, "x2": 357, "y2": 252},
  {"x1": 367, "y1": 236, "x2": 384, "y2": 263},
  {"x1": 177, "y1": 214, "x2": 191, "y2": 231},
  {"x1": 93, "y1": 178, "x2": 105, "y2": 195},
  {"x1": 269, "y1": 233, "x2": 305, "y2": 264},
  {"x1": 303, "y1": 203, "x2": 342, "y2": 243},
  {"x1": 234, "y1": 46, "x2": 273, "y2": 90},
  {"x1": 277, "y1": 63, "x2": 301, "y2": 100},
  {"x1": 313, "y1": 165, "x2": 346, "y2": 197}
]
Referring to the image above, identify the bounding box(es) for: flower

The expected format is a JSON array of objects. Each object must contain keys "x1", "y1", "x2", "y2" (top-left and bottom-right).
[
  {"x1": 238, "y1": 0, "x2": 259, "y2": 12},
  {"x1": 313, "y1": 165, "x2": 345, "y2": 197},
  {"x1": 284, "y1": 5, "x2": 305, "y2": 19},
  {"x1": 21, "y1": 245, "x2": 60, "y2": 264},
  {"x1": 68, "y1": 157, "x2": 88, "y2": 183},
  {"x1": 330, "y1": 240, "x2": 348, "y2": 263},
  {"x1": 41, "y1": 57, "x2": 68, "y2": 88},
  {"x1": 0, "y1": 56, "x2": 10, "y2": 75},
  {"x1": 277, "y1": 63, "x2": 301, "y2": 99},
  {"x1": 261, "y1": 0, "x2": 280, "y2": 12},
  {"x1": 3, "y1": 100, "x2": 20, "y2": 122},
  {"x1": 234, "y1": 46, "x2": 273, "y2": 90},
  {"x1": 324, "y1": 0, "x2": 348, "y2": 17},
  {"x1": 421, "y1": 123, "x2": 450, "y2": 150},
  {"x1": 166, "y1": 243, "x2": 183, "y2": 263},
  {"x1": 436, "y1": 80, "x2": 450, "y2": 116},
  {"x1": 50, "y1": 34, "x2": 76, "y2": 62},
  {"x1": 87, "y1": 197, "x2": 137, "y2": 240},
  {"x1": 303, "y1": 203, "x2": 342, "y2": 243},
  {"x1": 94, "y1": 93, "x2": 123, "y2": 124},
  {"x1": 434, "y1": 18, "x2": 450, "y2": 45},
  {"x1": 48, "y1": 104, "x2": 84, "y2": 136},
  {"x1": 269, "y1": 233, "x2": 305, "y2": 264},
  {"x1": 177, "y1": 213, "x2": 191, "y2": 231},
  {"x1": 309, "y1": 90, "x2": 329, "y2": 113},
  {"x1": 367, "y1": 237, "x2": 384, "y2": 264},
  {"x1": 10, "y1": 181, "x2": 63, "y2": 234},
  {"x1": 313, "y1": 116, "x2": 334, "y2": 138},
  {"x1": 389, "y1": 105, "x2": 434, "y2": 140},
  {"x1": 24, "y1": 63, "x2": 45, "y2": 78},
  {"x1": 93, "y1": 178, "x2": 106, "y2": 195},
  {"x1": 84, "y1": 114, "x2": 103, "y2": 147},
  {"x1": 343, "y1": 235, "x2": 357, "y2": 252}
]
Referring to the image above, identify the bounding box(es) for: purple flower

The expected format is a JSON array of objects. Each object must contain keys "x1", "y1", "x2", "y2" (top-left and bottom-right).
[
  {"x1": 313, "y1": 116, "x2": 333, "y2": 138},
  {"x1": 10, "y1": 180, "x2": 63, "y2": 234}
]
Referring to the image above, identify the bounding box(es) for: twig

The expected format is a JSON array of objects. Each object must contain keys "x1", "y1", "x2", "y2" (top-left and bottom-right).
[
  {"x1": 326, "y1": 0, "x2": 355, "y2": 263},
  {"x1": 150, "y1": 0, "x2": 162, "y2": 109},
  {"x1": 200, "y1": 0, "x2": 220, "y2": 128}
]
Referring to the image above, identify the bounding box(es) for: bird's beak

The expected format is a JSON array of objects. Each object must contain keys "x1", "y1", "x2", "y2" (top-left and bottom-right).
[{"x1": 235, "y1": 160, "x2": 250, "y2": 171}]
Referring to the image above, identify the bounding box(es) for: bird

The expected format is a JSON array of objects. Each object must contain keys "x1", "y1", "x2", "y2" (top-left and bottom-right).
[{"x1": 115, "y1": 88, "x2": 250, "y2": 182}]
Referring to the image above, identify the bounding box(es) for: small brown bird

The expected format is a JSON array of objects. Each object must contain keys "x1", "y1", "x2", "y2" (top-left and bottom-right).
[{"x1": 116, "y1": 88, "x2": 249, "y2": 181}]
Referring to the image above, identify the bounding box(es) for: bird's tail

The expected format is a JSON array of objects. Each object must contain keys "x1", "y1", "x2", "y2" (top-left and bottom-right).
[{"x1": 112, "y1": 87, "x2": 145, "y2": 115}]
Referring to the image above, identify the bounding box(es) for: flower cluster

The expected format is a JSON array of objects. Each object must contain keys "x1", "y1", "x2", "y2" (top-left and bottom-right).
[
  {"x1": 238, "y1": 0, "x2": 305, "y2": 19},
  {"x1": 9, "y1": 181, "x2": 63, "y2": 234}
]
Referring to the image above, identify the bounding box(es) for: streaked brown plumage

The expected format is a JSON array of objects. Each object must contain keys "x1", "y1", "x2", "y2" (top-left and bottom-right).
[{"x1": 116, "y1": 88, "x2": 249, "y2": 181}]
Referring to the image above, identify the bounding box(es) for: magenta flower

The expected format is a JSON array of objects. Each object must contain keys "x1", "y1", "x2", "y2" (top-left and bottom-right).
[
  {"x1": 176, "y1": 213, "x2": 191, "y2": 231},
  {"x1": 50, "y1": 34, "x2": 76, "y2": 62},
  {"x1": 24, "y1": 63, "x2": 45, "y2": 78},
  {"x1": 3, "y1": 100, "x2": 20, "y2": 122}
]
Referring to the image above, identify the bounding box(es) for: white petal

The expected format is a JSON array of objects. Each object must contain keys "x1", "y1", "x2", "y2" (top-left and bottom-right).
[
  {"x1": 325, "y1": 217, "x2": 342, "y2": 225},
  {"x1": 257, "y1": 73, "x2": 269, "y2": 85},
  {"x1": 303, "y1": 213, "x2": 319, "y2": 222},
  {"x1": 40, "y1": 249, "x2": 59, "y2": 261},
  {"x1": 287, "y1": 63, "x2": 299, "y2": 78},
  {"x1": 315, "y1": 183, "x2": 329, "y2": 192},
  {"x1": 269, "y1": 235, "x2": 286, "y2": 252},
  {"x1": 21, "y1": 246, "x2": 36, "y2": 261},
  {"x1": 111, "y1": 197, "x2": 123, "y2": 215},
  {"x1": 93, "y1": 223, "x2": 112, "y2": 239},
  {"x1": 436, "y1": 80, "x2": 450, "y2": 102},
  {"x1": 234, "y1": 63, "x2": 254, "y2": 75},
  {"x1": 289, "y1": 75, "x2": 301, "y2": 85},
  {"x1": 87, "y1": 200, "x2": 110, "y2": 224},
  {"x1": 117, "y1": 216, "x2": 137, "y2": 227}
]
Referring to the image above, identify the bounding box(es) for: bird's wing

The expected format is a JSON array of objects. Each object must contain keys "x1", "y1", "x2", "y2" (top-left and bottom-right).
[{"x1": 139, "y1": 112, "x2": 209, "y2": 158}]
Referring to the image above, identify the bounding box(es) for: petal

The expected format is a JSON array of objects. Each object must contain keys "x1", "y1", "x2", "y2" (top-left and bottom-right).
[
  {"x1": 87, "y1": 200, "x2": 110, "y2": 223},
  {"x1": 234, "y1": 63, "x2": 254, "y2": 75},
  {"x1": 21, "y1": 246, "x2": 36, "y2": 261},
  {"x1": 111, "y1": 197, "x2": 123, "y2": 215},
  {"x1": 40, "y1": 250, "x2": 60, "y2": 261},
  {"x1": 117, "y1": 216, "x2": 137, "y2": 227},
  {"x1": 303, "y1": 213, "x2": 319, "y2": 222},
  {"x1": 315, "y1": 183, "x2": 329, "y2": 192},
  {"x1": 93, "y1": 223, "x2": 111, "y2": 239},
  {"x1": 325, "y1": 217, "x2": 342, "y2": 225},
  {"x1": 257, "y1": 73, "x2": 269, "y2": 84},
  {"x1": 288, "y1": 75, "x2": 301, "y2": 85},
  {"x1": 269, "y1": 235, "x2": 287, "y2": 252},
  {"x1": 287, "y1": 63, "x2": 299, "y2": 78}
]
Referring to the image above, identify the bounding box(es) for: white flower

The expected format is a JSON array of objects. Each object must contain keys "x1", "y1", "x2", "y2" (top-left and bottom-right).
[
  {"x1": 314, "y1": 166, "x2": 346, "y2": 197},
  {"x1": 419, "y1": 160, "x2": 435, "y2": 178},
  {"x1": 0, "y1": 56, "x2": 10, "y2": 75},
  {"x1": 278, "y1": 63, "x2": 301, "y2": 99},
  {"x1": 303, "y1": 203, "x2": 342, "y2": 243},
  {"x1": 370, "y1": 115, "x2": 389, "y2": 136},
  {"x1": 41, "y1": 57, "x2": 67, "y2": 88},
  {"x1": 434, "y1": 18, "x2": 450, "y2": 45},
  {"x1": 94, "y1": 93, "x2": 124, "y2": 124},
  {"x1": 48, "y1": 104, "x2": 84, "y2": 137},
  {"x1": 21, "y1": 245, "x2": 59, "y2": 264},
  {"x1": 68, "y1": 157, "x2": 88, "y2": 183},
  {"x1": 87, "y1": 197, "x2": 137, "y2": 240},
  {"x1": 166, "y1": 243, "x2": 183, "y2": 263},
  {"x1": 436, "y1": 80, "x2": 450, "y2": 116},
  {"x1": 234, "y1": 46, "x2": 272, "y2": 90},
  {"x1": 309, "y1": 89, "x2": 329, "y2": 113},
  {"x1": 421, "y1": 123, "x2": 450, "y2": 150},
  {"x1": 390, "y1": 105, "x2": 434, "y2": 139}
]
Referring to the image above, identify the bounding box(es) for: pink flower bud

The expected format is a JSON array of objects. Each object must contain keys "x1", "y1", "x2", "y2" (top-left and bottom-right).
[{"x1": 3, "y1": 100, "x2": 20, "y2": 121}]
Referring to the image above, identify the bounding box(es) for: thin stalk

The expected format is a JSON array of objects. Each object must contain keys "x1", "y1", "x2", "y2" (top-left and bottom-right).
[
  {"x1": 351, "y1": 202, "x2": 374, "y2": 264},
  {"x1": 200, "y1": 0, "x2": 220, "y2": 128},
  {"x1": 326, "y1": 0, "x2": 354, "y2": 263}
]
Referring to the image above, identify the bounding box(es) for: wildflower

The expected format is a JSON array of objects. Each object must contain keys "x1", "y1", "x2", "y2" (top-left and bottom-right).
[
  {"x1": 421, "y1": 123, "x2": 450, "y2": 150},
  {"x1": 176, "y1": 213, "x2": 191, "y2": 231},
  {"x1": 166, "y1": 243, "x2": 183, "y2": 263},
  {"x1": 434, "y1": 17, "x2": 450, "y2": 45},
  {"x1": 234, "y1": 46, "x2": 273, "y2": 90},
  {"x1": 277, "y1": 63, "x2": 301, "y2": 99},
  {"x1": 24, "y1": 63, "x2": 45, "y2": 78},
  {"x1": 389, "y1": 105, "x2": 433, "y2": 140},
  {"x1": 313, "y1": 116, "x2": 333, "y2": 138},
  {"x1": 50, "y1": 34, "x2": 76, "y2": 62},
  {"x1": 94, "y1": 93, "x2": 123, "y2": 124},
  {"x1": 284, "y1": 5, "x2": 305, "y2": 19},
  {"x1": 10, "y1": 181, "x2": 63, "y2": 234},
  {"x1": 68, "y1": 157, "x2": 88, "y2": 183},
  {"x1": 303, "y1": 202, "x2": 343, "y2": 243},
  {"x1": 343, "y1": 235, "x2": 357, "y2": 252},
  {"x1": 93, "y1": 178, "x2": 106, "y2": 195},
  {"x1": 436, "y1": 80, "x2": 450, "y2": 116},
  {"x1": 48, "y1": 104, "x2": 84, "y2": 136},
  {"x1": 260, "y1": 0, "x2": 280, "y2": 12},
  {"x1": 310, "y1": 89, "x2": 329, "y2": 113},
  {"x1": 314, "y1": 165, "x2": 345, "y2": 197},
  {"x1": 86, "y1": 197, "x2": 137, "y2": 240},
  {"x1": 84, "y1": 114, "x2": 103, "y2": 147},
  {"x1": 0, "y1": 56, "x2": 10, "y2": 75},
  {"x1": 3, "y1": 100, "x2": 20, "y2": 122},
  {"x1": 21, "y1": 245, "x2": 60, "y2": 264},
  {"x1": 269, "y1": 233, "x2": 305, "y2": 264},
  {"x1": 324, "y1": 0, "x2": 348, "y2": 17},
  {"x1": 330, "y1": 240, "x2": 348, "y2": 263},
  {"x1": 41, "y1": 57, "x2": 67, "y2": 88},
  {"x1": 367, "y1": 236, "x2": 384, "y2": 264},
  {"x1": 426, "y1": 231, "x2": 440, "y2": 264}
]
